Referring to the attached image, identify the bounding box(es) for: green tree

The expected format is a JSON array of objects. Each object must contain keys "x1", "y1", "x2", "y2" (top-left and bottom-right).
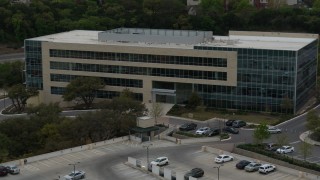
[
  {"x1": 62, "y1": 77, "x2": 105, "y2": 109},
  {"x1": 276, "y1": 133, "x2": 289, "y2": 147},
  {"x1": 0, "y1": 61, "x2": 24, "y2": 88},
  {"x1": 0, "y1": 133, "x2": 10, "y2": 162},
  {"x1": 253, "y1": 124, "x2": 270, "y2": 144},
  {"x1": 8, "y1": 84, "x2": 38, "y2": 112},
  {"x1": 313, "y1": 0, "x2": 320, "y2": 10},
  {"x1": 280, "y1": 96, "x2": 293, "y2": 114},
  {"x1": 186, "y1": 92, "x2": 201, "y2": 110},
  {"x1": 299, "y1": 141, "x2": 313, "y2": 161},
  {"x1": 306, "y1": 110, "x2": 320, "y2": 140},
  {"x1": 150, "y1": 103, "x2": 163, "y2": 125}
]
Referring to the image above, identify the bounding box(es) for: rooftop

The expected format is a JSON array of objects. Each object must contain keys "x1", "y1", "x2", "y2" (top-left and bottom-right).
[{"x1": 27, "y1": 29, "x2": 318, "y2": 51}]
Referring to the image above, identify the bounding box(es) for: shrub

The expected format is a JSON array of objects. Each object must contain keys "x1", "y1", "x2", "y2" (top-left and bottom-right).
[
  {"x1": 220, "y1": 133, "x2": 229, "y2": 140},
  {"x1": 167, "y1": 104, "x2": 187, "y2": 116}
]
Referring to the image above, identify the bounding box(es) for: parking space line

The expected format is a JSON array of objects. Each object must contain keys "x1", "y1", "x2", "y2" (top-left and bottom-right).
[
  {"x1": 37, "y1": 160, "x2": 50, "y2": 167},
  {"x1": 272, "y1": 174, "x2": 290, "y2": 180},
  {"x1": 289, "y1": 141, "x2": 300, "y2": 144},
  {"x1": 76, "y1": 151, "x2": 92, "y2": 158},
  {"x1": 57, "y1": 156, "x2": 74, "y2": 163},
  {"x1": 24, "y1": 164, "x2": 40, "y2": 172},
  {"x1": 65, "y1": 153, "x2": 83, "y2": 160},
  {"x1": 101, "y1": 147, "x2": 116, "y2": 152},
  {"x1": 48, "y1": 158, "x2": 63, "y2": 165}
]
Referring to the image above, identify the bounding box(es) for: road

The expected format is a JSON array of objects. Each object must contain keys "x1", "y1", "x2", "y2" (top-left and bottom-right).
[{"x1": 0, "y1": 53, "x2": 24, "y2": 62}]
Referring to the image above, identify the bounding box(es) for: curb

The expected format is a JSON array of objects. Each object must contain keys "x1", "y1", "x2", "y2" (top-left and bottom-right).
[{"x1": 299, "y1": 131, "x2": 320, "y2": 146}]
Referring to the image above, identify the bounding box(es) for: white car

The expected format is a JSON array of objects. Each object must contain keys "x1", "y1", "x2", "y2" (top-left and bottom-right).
[
  {"x1": 195, "y1": 127, "x2": 210, "y2": 135},
  {"x1": 64, "y1": 170, "x2": 86, "y2": 180},
  {"x1": 267, "y1": 126, "x2": 282, "y2": 134},
  {"x1": 276, "y1": 146, "x2": 294, "y2": 154},
  {"x1": 6, "y1": 165, "x2": 20, "y2": 174},
  {"x1": 150, "y1": 157, "x2": 169, "y2": 166},
  {"x1": 214, "y1": 154, "x2": 234, "y2": 163},
  {"x1": 259, "y1": 164, "x2": 276, "y2": 174}
]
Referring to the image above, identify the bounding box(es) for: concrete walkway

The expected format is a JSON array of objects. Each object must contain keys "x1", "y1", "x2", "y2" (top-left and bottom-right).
[{"x1": 300, "y1": 131, "x2": 320, "y2": 146}]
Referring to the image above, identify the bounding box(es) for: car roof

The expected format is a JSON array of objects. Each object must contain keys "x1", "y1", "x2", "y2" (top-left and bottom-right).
[
  {"x1": 157, "y1": 157, "x2": 168, "y2": 159},
  {"x1": 260, "y1": 164, "x2": 272, "y2": 167}
]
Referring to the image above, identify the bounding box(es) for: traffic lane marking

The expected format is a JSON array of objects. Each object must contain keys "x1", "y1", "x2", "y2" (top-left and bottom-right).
[{"x1": 289, "y1": 141, "x2": 300, "y2": 145}]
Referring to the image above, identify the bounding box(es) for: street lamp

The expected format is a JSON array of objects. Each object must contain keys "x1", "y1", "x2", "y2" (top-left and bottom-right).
[
  {"x1": 142, "y1": 143, "x2": 153, "y2": 166},
  {"x1": 213, "y1": 164, "x2": 223, "y2": 180},
  {"x1": 68, "y1": 162, "x2": 80, "y2": 179}
]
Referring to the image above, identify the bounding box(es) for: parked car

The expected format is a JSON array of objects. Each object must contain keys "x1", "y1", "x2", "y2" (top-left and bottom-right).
[
  {"x1": 259, "y1": 164, "x2": 276, "y2": 174},
  {"x1": 0, "y1": 166, "x2": 8, "y2": 177},
  {"x1": 184, "y1": 168, "x2": 204, "y2": 180},
  {"x1": 150, "y1": 157, "x2": 169, "y2": 166},
  {"x1": 5, "y1": 165, "x2": 20, "y2": 174},
  {"x1": 195, "y1": 127, "x2": 210, "y2": 135},
  {"x1": 245, "y1": 162, "x2": 261, "y2": 172},
  {"x1": 236, "y1": 160, "x2": 252, "y2": 169},
  {"x1": 179, "y1": 123, "x2": 197, "y2": 131},
  {"x1": 276, "y1": 146, "x2": 294, "y2": 154},
  {"x1": 223, "y1": 127, "x2": 239, "y2": 134},
  {"x1": 225, "y1": 119, "x2": 235, "y2": 126},
  {"x1": 267, "y1": 126, "x2": 282, "y2": 134},
  {"x1": 205, "y1": 128, "x2": 220, "y2": 137},
  {"x1": 64, "y1": 170, "x2": 86, "y2": 180},
  {"x1": 264, "y1": 143, "x2": 279, "y2": 151},
  {"x1": 232, "y1": 120, "x2": 246, "y2": 128},
  {"x1": 215, "y1": 154, "x2": 234, "y2": 163}
]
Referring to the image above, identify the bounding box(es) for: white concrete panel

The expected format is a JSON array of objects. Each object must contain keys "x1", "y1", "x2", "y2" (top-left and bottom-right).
[
  {"x1": 164, "y1": 168, "x2": 172, "y2": 180},
  {"x1": 128, "y1": 157, "x2": 136, "y2": 166},
  {"x1": 152, "y1": 165, "x2": 160, "y2": 175}
]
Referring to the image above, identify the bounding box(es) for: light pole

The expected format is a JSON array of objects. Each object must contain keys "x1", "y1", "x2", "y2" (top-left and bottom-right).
[
  {"x1": 142, "y1": 143, "x2": 153, "y2": 166},
  {"x1": 68, "y1": 162, "x2": 80, "y2": 178},
  {"x1": 213, "y1": 164, "x2": 223, "y2": 180}
]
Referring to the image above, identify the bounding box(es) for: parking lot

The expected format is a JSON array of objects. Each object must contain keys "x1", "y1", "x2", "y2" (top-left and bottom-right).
[
  {"x1": 2, "y1": 140, "x2": 177, "y2": 180},
  {"x1": 139, "y1": 148, "x2": 316, "y2": 180}
]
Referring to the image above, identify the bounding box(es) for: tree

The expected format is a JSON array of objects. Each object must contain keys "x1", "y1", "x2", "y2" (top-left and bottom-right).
[
  {"x1": 276, "y1": 134, "x2": 288, "y2": 147},
  {"x1": 150, "y1": 103, "x2": 163, "y2": 125},
  {"x1": 280, "y1": 96, "x2": 293, "y2": 114},
  {"x1": 186, "y1": 92, "x2": 201, "y2": 110},
  {"x1": 306, "y1": 110, "x2": 320, "y2": 140},
  {"x1": 253, "y1": 124, "x2": 270, "y2": 144},
  {"x1": 0, "y1": 133, "x2": 10, "y2": 162},
  {"x1": 62, "y1": 77, "x2": 105, "y2": 109},
  {"x1": 8, "y1": 84, "x2": 38, "y2": 112},
  {"x1": 109, "y1": 89, "x2": 147, "y2": 134},
  {"x1": 313, "y1": 0, "x2": 320, "y2": 10},
  {"x1": 299, "y1": 141, "x2": 313, "y2": 161}
]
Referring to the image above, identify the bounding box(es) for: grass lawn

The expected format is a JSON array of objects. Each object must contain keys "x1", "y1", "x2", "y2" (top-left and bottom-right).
[{"x1": 178, "y1": 109, "x2": 284, "y2": 125}]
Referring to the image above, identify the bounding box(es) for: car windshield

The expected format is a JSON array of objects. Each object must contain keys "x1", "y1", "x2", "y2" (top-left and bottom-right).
[
  {"x1": 155, "y1": 159, "x2": 161, "y2": 162},
  {"x1": 217, "y1": 156, "x2": 222, "y2": 159},
  {"x1": 247, "y1": 163, "x2": 254, "y2": 167}
]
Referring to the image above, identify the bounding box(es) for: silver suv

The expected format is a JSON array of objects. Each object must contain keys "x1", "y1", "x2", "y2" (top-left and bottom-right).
[{"x1": 259, "y1": 164, "x2": 276, "y2": 174}]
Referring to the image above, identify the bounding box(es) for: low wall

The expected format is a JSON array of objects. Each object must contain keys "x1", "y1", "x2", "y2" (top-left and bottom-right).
[
  {"x1": 3, "y1": 136, "x2": 128, "y2": 166},
  {"x1": 130, "y1": 135, "x2": 142, "y2": 143},
  {"x1": 234, "y1": 148, "x2": 320, "y2": 177}
]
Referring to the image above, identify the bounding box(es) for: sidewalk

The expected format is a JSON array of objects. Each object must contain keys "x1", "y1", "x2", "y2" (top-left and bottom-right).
[{"x1": 300, "y1": 131, "x2": 320, "y2": 146}]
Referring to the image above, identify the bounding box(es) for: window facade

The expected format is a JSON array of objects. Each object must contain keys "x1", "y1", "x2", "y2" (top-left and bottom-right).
[
  {"x1": 49, "y1": 49, "x2": 227, "y2": 67},
  {"x1": 51, "y1": 86, "x2": 143, "y2": 101},
  {"x1": 50, "y1": 62, "x2": 227, "y2": 81},
  {"x1": 50, "y1": 74, "x2": 143, "y2": 88},
  {"x1": 194, "y1": 45, "x2": 302, "y2": 113},
  {"x1": 25, "y1": 40, "x2": 43, "y2": 89}
]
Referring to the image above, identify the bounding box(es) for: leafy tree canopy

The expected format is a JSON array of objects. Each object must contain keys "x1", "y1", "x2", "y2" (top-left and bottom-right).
[{"x1": 62, "y1": 77, "x2": 105, "y2": 108}]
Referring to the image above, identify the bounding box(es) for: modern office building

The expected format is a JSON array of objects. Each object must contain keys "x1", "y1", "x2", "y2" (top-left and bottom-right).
[{"x1": 25, "y1": 28, "x2": 318, "y2": 114}]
